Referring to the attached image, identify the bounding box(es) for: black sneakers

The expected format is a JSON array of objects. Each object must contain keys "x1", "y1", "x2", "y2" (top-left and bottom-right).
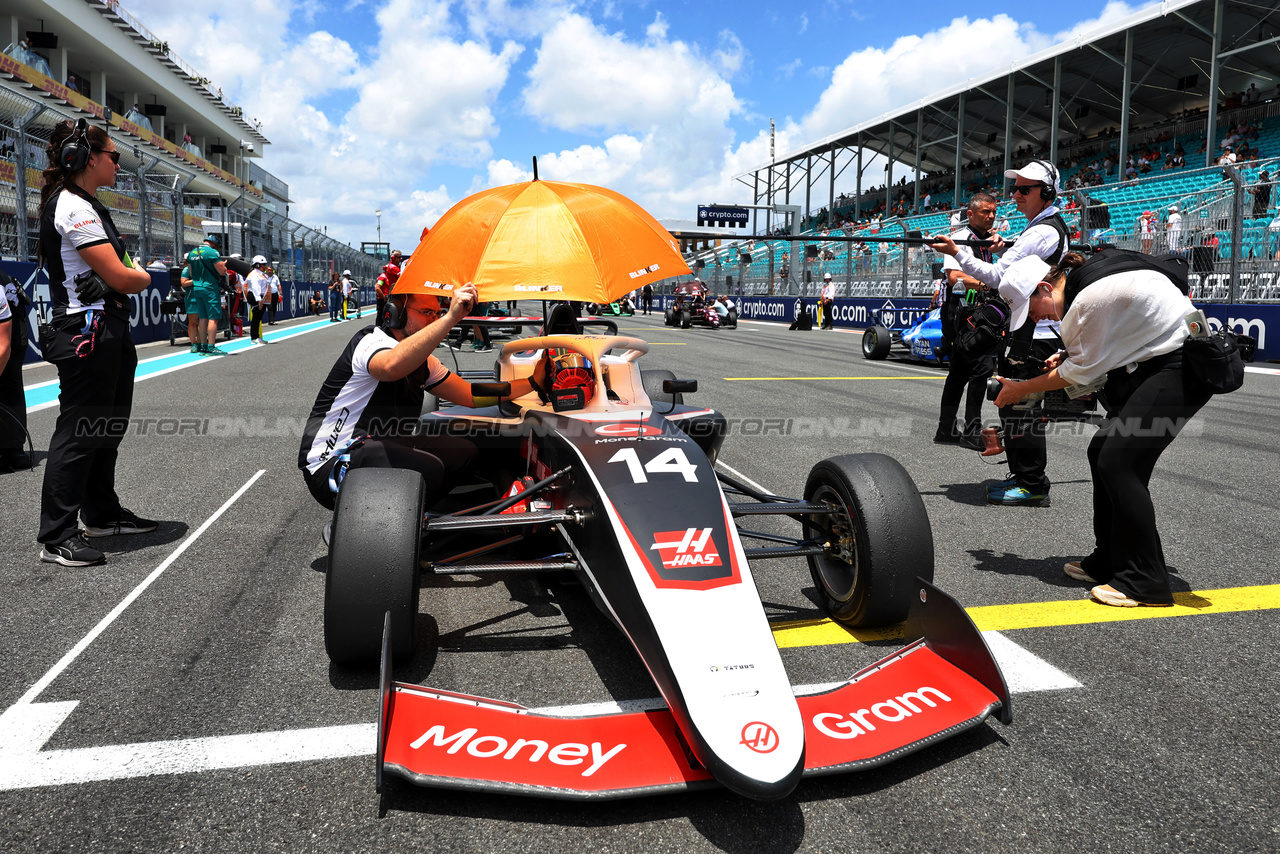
[
  {"x1": 40, "y1": 533, "x2": 106, "y2": 567},
  {"x1": 82, "y1": 508, "x2": 159, "y2": 538}
]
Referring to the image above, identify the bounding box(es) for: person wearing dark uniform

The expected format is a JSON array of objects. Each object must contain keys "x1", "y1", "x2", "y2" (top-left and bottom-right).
[
  {"x1": 934, "y1": 193, "x2": 1000, "y2": 448},
  {"x1": 36, "y1": 120, "x2": 158, "y2": 566},
  {"x1": 0, "y1": 272, "x2": 30, "y2": 471},
  {"x1": 930, "y1": 161, "x2": 1070, "y2": 506},
  {"x1": 299, "y1": 282, "x2": 549, "y2": 542}
]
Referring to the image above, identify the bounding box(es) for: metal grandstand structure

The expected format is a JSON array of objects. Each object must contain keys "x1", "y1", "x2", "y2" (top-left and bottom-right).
[{"x1": 676, "y1": 0, "x2": 1280, "y2": 303}]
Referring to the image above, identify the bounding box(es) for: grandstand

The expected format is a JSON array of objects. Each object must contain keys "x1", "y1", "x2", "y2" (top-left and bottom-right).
[
  {"x1": 0, "y1": 0, "x2": 375, "y2": 281},
  {"x1": 681, "y1": 0, "x2": 1280, "y2": 304}
]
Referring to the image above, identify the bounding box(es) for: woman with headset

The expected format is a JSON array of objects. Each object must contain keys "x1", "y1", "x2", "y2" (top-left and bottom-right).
[{"x1": 35, "y1": 120, "x2": 158, "y2": 567}]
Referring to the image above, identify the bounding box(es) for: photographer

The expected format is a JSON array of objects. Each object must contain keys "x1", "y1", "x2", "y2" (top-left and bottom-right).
[
  {"x1": 991, "y1": 254, "x2": 1211, "y2": 608},
  {"x1": 35, "y1": 120, "x2": 158, "y2": 566},
  {"x1": 930, "y1": 162, "x2": 1070, "y2": 506},
  {"x1": 934, "y1": 193, "x2": 1000, "y2": 448}
]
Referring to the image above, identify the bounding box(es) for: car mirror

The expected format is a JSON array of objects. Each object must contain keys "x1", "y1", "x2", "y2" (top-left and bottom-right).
[{"x1": 663, "y1": 379, "x2": 697, "y2": 394}]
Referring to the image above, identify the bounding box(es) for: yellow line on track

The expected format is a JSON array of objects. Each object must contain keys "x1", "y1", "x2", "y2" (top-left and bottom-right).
[
  {"x1": 770, "y1": 584, "x2": 1280, "y2": 649},
  {"x1": 724, "y1": 376, "x2": 945, "y2": 382}
]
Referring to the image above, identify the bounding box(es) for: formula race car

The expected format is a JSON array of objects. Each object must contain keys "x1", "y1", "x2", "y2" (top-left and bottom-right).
[
  {"x1": 861, "y1": 307, "x2": 945, "y2": 364},
  {"x1": 663, "y1": 288, "x2": 738, "y2": 329},
  {"x1": 586, "y1": 299, "x2": 636, "y2": 316},
  {"x1": 323, "y1": 309, "x2": 1011, "y2": 802}
]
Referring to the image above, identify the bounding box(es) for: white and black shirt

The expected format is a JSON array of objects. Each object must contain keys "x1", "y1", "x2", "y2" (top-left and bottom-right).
[
  {"x1": 40, "y1": 189, "x2": 122, "y2": 314},
  {"x1": 299, "y1": 326, "x2": 450, "y2": 474},
  {"x1": 246, "y1": 269, "x2": 270, "y2": 302}
]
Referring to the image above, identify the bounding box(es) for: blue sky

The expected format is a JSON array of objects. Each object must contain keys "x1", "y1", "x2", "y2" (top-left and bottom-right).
[{"x1": 124, "y1": 0, "x2": 1152, "y2": 251}]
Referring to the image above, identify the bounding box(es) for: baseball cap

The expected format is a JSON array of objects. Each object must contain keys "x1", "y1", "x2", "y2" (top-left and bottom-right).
[
  {"x1": 823, "y1": 272, "x2": 832, "y2": 280},
  {"x1": 1004, "y1": 161, "x2": 1059, "y2": 193},
  {"x1": 1168, "y1": 205, "x2": 1179, "y2": 212},
  {"x1": 998, "y1": 255, "x2": 1051, "y2": 331},
  {"x1": 204, "y1": 234, "x2": 221, "y2": 247}
]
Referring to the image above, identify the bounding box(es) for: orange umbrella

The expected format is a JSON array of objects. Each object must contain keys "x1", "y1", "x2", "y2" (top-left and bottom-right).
[{"x1": 393, "y1": 179, "x2": 689, "y2": 304}]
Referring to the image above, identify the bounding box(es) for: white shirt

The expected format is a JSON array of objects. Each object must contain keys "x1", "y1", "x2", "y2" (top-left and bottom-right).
[
  {"x1": 821, "y1": 282, "x2": 835, "y2": 300},
  {"x1": 1057, "y1": 270, "x2": 1193, "y2": 386},
  {"x1": 246, "y1": 269, "x2": 270, "y2": 301},
  {"x1": 1167, "y1": 213, "x2": 1182, "y2": 233},
  {"x1": 267, "y1": 274, "x2": 282, "y2": 294},
  {"x1": 0, "y1": 296, "x2": 10, "y2": 322},
  {"x1": 955, "y1": 207, "x2": 1064, "y2": 288},
  {"x1": 341, "y1": 277, "x2": 353, "y2": 297}
]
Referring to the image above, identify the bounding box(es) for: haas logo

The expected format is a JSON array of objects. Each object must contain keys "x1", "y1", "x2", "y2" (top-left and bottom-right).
[
  {"x1": 651, "y1": 528, "x2": 721, "y2": 569},
  {"x1": 740, "y1": 722, "x2": 778, "y2": 753}
]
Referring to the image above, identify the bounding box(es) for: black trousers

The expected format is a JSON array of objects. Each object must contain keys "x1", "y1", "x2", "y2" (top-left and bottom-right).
[
  {"x1": 1079, "y1": 352, "x2": 1211, "y2": 604},
  {"x1": 642, "y1": 293, "x2": 653, "y2": 314},
  {"x1": 0, "y1": 310, "x2": 28, "y2": 449},
  {"x1": 304, "y1": 434, "x2": 478, "y2": 511},
  {"x1": 39, "y1": 311, "x2": 137, "y2": 543},
  {"x1": 267, "y1": 295, "x2": 279, "y2": 323},
  {"x1": 375, "y1": 297, "x2": 387, "y2": 328},
  {"x1": 939, "y1": 346, "x2": 996, "y2": 432},
  {"x1": 999, "y1": 326, "x2": 1062, "y2": 492},
  {"x1": 250, "y1": 303, "x2": 265, "y2": 340}
]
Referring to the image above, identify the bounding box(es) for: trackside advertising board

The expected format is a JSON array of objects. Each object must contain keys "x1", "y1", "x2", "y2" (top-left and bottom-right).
[
  {"x1": 0, "y1": 261, "x2": 373, "y2": 364},
  {"x1": 654, "y1": 294, "x2": 1278, "y2": 361}
]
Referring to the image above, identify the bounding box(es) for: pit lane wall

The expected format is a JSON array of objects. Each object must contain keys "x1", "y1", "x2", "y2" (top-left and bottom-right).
[
  {"x1": 0, "y1": 261, "x2": 377, "y2": 365},
  {"x1": 653, "y1": 294, "x2": 1276, "y2": 361}
]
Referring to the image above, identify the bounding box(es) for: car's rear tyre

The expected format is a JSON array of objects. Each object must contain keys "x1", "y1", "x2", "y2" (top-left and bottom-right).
[
  {"x1": 862, "y1": 325, "x2": 892, "y2": 359},
  {"x1": 679, "y1": 310, "x2": 691, "y2": 329},
  {"x1": 802, "y1": 454, "x2": 933, "y2": 627},
  {"x1": 640, "y1": 369, "x2": 684, "y2": 406},
  {"x1": 325, "y1": 467, "x2": 424, "y2": 667},
  {"x1": 725, "y1": 308, "x2": 738, "y2": 328},
  {"x1": 664, "y1": 307, "x2": 675, "y2": 326}
]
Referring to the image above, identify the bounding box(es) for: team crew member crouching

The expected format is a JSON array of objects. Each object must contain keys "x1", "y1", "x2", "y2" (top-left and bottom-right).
[
  {"x1": 36, "y1": 120, "x2": 158, "y2": 566},
  {"x1": 992, "y1": 254, "x2": 1212, "y2": 608},
  {"x1": 299, "y1": 283, "x2": 548, "y2": 536}
]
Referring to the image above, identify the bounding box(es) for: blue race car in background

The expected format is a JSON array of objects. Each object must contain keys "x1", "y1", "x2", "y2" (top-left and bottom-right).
[{"x1": 861, "y1": 307, "x2": 947, "y2": 365}]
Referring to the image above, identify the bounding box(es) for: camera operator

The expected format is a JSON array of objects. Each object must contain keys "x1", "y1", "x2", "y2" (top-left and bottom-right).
[
  {"x1": 991, "y1": 253, "x2": 1211, "y2": 607},
  {"x1": 934, "y1": 193, "x2": 1000, "y2": 448},
  {"x1": 929, "y1": 162, "x2": 1070, "y2": 506},
  {"x1": 35, "y1": 120, "x2": 158, "y2": 566}
]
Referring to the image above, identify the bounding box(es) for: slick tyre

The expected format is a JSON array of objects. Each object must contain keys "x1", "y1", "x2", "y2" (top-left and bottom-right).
[
  {"x1": 325, "y1": 467, "x2": 424, "y2": 667},
  {"x1": 664, "y1": 307, "x2": 675, "y2": 326},
  {"x1": 726, "y1": 308, "x2": 738, "y2": 328},
  {"x1": 862, "y1": 324, "x2": 892, "y2": 359},
  {"x1": 802, "y1": 454, "x2": 933, "y2": 627},
  {"x1": 679, "y1": 310, "x2": 692, "y2": 329}
]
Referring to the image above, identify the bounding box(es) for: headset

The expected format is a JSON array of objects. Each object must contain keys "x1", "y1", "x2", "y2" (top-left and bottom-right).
[
  {"x1": 1031, "y1": 158, "x2": 1059, "y2": 202},
  {"x1": 59, "y1": 118, "x2": 92, "y2": 174},
  {"x1": 381, "y1": 293, "x2": 407, "y2": 331}
]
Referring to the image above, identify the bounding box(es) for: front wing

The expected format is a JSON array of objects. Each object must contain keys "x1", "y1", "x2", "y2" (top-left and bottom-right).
[{"x1": 377, "y1": 581, "x2": 1010, "y2": 800}]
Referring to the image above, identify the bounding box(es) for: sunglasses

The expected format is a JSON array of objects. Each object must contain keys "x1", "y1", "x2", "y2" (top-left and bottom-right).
[
  {"x1": 1009, "y1": 184, "x2": 1040, "y2": 196},
  {"x1": 94, "y1": 149, "x2": 121, "y2": 165}
]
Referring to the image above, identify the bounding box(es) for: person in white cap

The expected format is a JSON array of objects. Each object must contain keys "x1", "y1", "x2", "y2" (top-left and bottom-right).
[
  {"x1": 819, "y1": 273, "x2": 836, "y2": 329},
  {"x1": 1166, "y1": 205, "x2": 1182, "y2": 252},
  {"x1": 990, "y1": 251, "x2": 1211, "y2": 608},
  {"x1": 245, "y1": 255, "x2": 271, "y2": 344},
  {"x1": 340, "y1": 269, "x2": 358, "y2": 319},
  {"x1": 927, "y1": 160, "x2": 1069, "y2": 506}
]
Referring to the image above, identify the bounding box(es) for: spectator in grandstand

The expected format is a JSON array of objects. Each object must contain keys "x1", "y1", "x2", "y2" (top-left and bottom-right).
[
  {"x1": 1166, "y1": 205, "x2": 1182, "y2": 252},
  {"x1": 35, "y1": 120, "x2": 159, "y2": 566},
  {"x1": 1252, "y1": 171, "x2": 1272, "y2": 217},
  {"x1": 991, "y1": 252, "x2": 1212, "y2": 607},
  {"x1": 927, "y1": 160, "x2": 1069, "y2": 507},
  {"x1": 1139, "y1": 212, "x2": 1156, "y2": 254}
]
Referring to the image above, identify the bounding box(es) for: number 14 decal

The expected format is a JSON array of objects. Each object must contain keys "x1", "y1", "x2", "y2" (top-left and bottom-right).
[{"x1": 607, "y1": 447, "x2": 699, "y2": 483}]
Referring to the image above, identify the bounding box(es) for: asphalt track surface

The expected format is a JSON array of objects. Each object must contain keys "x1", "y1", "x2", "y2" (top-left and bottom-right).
[{"x1": 2, "y1": 308, "x2": 1277, "y2": 853}]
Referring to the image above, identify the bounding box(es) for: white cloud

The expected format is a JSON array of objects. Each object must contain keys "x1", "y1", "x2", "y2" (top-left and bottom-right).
[{"x1": 522, "y1": 13, "x2": 743, "y2": 134}]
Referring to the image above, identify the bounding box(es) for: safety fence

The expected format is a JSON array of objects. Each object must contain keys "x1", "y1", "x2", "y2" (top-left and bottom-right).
[
  {"x1": 672, "y1": 161, "x2": 1280, "y2": 304},
  {"x1": 0, "y1": 82, "x2": 378, "y2": 283}
]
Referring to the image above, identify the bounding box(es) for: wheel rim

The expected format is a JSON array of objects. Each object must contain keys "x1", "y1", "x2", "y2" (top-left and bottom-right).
[
  {"x1": 863, "y1": 330, "x2": 876, "y2": 354},
  {"x1": 807, "y1": 484, "x2": 859, "y2": 602}
]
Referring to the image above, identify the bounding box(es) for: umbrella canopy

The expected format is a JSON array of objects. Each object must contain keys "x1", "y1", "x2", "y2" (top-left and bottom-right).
[{"x1": 393, "y1": 180, "x2": 690, "y2": 304}]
